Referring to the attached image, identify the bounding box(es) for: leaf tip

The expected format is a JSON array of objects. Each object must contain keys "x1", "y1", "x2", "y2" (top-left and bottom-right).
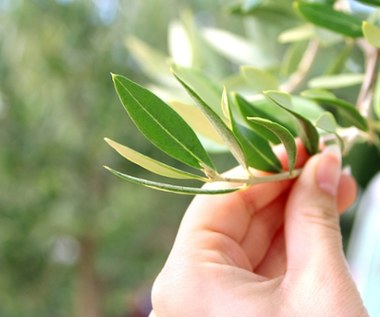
[{"x1": 110, "y1": 72, "x2": 117, "y2": 82}]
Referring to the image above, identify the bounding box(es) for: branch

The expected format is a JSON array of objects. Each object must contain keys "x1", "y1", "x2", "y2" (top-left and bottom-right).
[
  {"x1": 219, "y1": 168, "x2": 302, "y2": 185},
  {"x1": 356, "y1": 39, "x2": 380, "y2": 117},
  {"x1": 280, "y1": 40, "x2": 319, "y2": 93}
]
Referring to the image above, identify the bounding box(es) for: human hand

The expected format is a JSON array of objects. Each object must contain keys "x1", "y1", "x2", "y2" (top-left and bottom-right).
[{"x1": 150, "y1": 143, "x2": 368, "y2": 317}]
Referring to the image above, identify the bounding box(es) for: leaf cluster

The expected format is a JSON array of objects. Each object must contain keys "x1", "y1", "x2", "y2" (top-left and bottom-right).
[{"x1": 105, "y1": 0, "x2": 380, "y2": 194}]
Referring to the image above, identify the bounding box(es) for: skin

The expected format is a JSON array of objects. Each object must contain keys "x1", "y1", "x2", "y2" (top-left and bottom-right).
[{"x1": 150, "y1": 142, "x2": 368, "y2": 317}]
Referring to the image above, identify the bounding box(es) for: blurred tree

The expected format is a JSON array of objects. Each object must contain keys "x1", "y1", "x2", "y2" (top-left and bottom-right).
[{"x1": 0, "y1": 0, "x2": 229, "y2": 316}]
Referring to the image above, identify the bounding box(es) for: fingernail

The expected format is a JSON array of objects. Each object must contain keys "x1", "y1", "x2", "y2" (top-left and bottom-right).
[{"x1": 316, "y1": 144, "x2": 342, "y2": 196}]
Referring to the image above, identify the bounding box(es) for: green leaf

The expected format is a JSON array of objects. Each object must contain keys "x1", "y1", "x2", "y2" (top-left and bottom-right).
[
  {"x1": 315, "y1": 112, "x2": 345, "y2": 150},
  {"x1": 234, "y1": 125, "x2": 283, "y2": 172},
  {"x1": 241, "y1": 66, "x2": 279, "y2": 92},
  {"x1": 295, "y1": 1, "x2": 363, "y2": 38},
  {"x1": 168, "y1": 101, "x2": 225, "y2": 145},
  {"x1": 301, "y1": 89, "x2": 369, "y2": 131},
  {"x1": 356, "y1": 0, "x2": 380, "y2": 7},
  {"x1": 265, "y1": 91, "x2": 320, "y2": 154},
  {"x1": 247, "y1": 118, "x2": 297, "y2": 173},
  {"x1": 278, "y1": 24, "x2": 315, "y2": 43},
  {"x1": 374, "y1": 71, "x2": 380, "y2": 119},
  {"x1": 362, "y1": 21, "x2": 380, "y2": 48},
  {"x1": 223, "y1": 89, "x2": 282, "y2": 172},
  {"x1": 104, "y1": 166, "x2": 242, "y2": 195},
  {"x1": 172, "y1": 69, "x2": 249, "y2": 169},
  {"x1": 308, "y1": 73, "x2": 364, "y2": 89},
  {"x1": 281, "y1": 41, "x2": 309, "y2": 77},
  {"x1": 235, "y1": 93, "x2": 298, "y2": 140},
  {"x1": 112, "y1": 74, "x2": 215, "y2": 170},
  {"x1": 170, "y1": 65, "x2": 223, "y2": 116},
  {"x1": 104, "y1": 138, "x2": 207, "y2": 181},
  {"x1": 315, "y1": 112, "x2": 337, "y2": 133}
]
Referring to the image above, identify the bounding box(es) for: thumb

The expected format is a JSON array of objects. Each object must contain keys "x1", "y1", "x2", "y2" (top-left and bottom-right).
[{"x1": 285, "y1": 144, "x2": 346, "y2": 272}]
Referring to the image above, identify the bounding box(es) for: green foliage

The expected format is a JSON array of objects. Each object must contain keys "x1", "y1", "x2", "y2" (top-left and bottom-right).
[
  {"x1": 295, "y1": 1, "x2": 363, "y2": 38},
  {"x1": 106, "y1": 0, "x2": 380, "y2": 195},
  {"x1": 112, "y1": 74, "x2": 215, "y2": 170}
]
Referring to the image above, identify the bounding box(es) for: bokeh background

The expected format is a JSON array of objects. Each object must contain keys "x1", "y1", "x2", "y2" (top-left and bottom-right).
[
  {"x1": 1, "y1": 0, "x2": 380, "y2": 316},
  {"x1": 0, "y1": 1, "x2": 237, "y2": 316}
]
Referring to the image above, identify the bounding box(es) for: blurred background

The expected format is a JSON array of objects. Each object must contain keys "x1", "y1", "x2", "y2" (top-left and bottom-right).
[
  {"x1": 1, "y1": 0, "x2": 379, "y2": 316},
  {"x1": 0, "y1": 0, "x2": 241, "y2": 316}
]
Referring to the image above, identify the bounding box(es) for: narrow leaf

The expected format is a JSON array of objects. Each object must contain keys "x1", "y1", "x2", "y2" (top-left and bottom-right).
[
  {"x1": 224, "y1": 90, "x2": 282, "y2": 172},
  {"x1": 112, "y1": 74, "x2": 215, "y2": 169},
  {"x1": 295, "y1": 1, "x2": 363, "y2": 38},
  {"x1": 241, "y1": 66, "x2": 279, "y2": 92},
  {"x1": 247, "y1": 118, "x2": 297, "y2": 173},
  {"x1": 356, "y1": 0, "x2": 380, "y2": 7},
  {"x1": 308, "y1": 74, "x2": 364, "y2": 89},
  {"x1": 278, "y1": 24, "x2": 315, "y2": 43},
  {"x1": 235, "y1": 93, "x2": 298, "y2": 140},
  {"x1": 168, "y1": 101, "x2": 225, "y2": 145},
  {"x1": 233, "y1": 125, "x2": 283, "y2": 172},
  {"x1": 172, "y1": 70, "x2": 249, "y2": 169},
  {"x1": 170, "y1": 65, "x2": 223, "y2": 116},
  {"x1": 301, "y1": 89, "x2": 369, "y2": 131},
  {"x1": 362, "y1": 21, "x2": 380, "y2": 48},
  {"x1": 265, "y1": 91, "x2": 320, "y2": 154},
  {"x1": 104, "y1": 138, "x2": 207, "y2": 181},
  {"x1": 374, "y1": 71, "x2": 380, "y2": 119},
  {"x1": 315, "y1": 112, "x2": 344, "y2": 150},
  {"x1": 104, "y1": 166, "x2": 242, "y2": 195},
  {"x1": 315, "y1": 112, "x2": 338, "y2": 133}
]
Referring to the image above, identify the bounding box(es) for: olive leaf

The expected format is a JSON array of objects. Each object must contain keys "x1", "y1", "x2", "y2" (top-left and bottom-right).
[
  {"x1": 265, "y1": 91, "x2": 320, "y2": 154},
  {"x1": 315, "y1": 112, "x2": 338, "y2": 133},
  {"x1": 278, "y1": 24, "x2": 315, "y2": 43},
  {"x1": 168, "y1": 101, "x2": 225, "y2": 145},
  {"x1": 223, "y1": 89, "x2": 282, "y2": 172},
  {"x1": 104, "y1": 138, "x2": 208, "y2": 181},
  {"x1": 362, "y1": 22, "x2": 380, "y2": 48},
  {"x1": 315, "y1": 112, "x2": 344, "y2": 150},
  {"x1": 170, "y1": 65, "x2": 224, "y2": 117},
  {"x1": 356, "y1": 0, "x2": 380, "y2": 7},
  {"x1": 104, "y1": 166, "x2": 242, "y2": 195},
  {"x1": 301, "y1": 89, "x2": 369, "y2": 131},
  {"x1": 241, "y1": 66, "x2": 279, "y2": 92},
  {"x1": 294, "y1": 1, "x2": 363, "y2": 38},
  {"x1": 308, "y1": 73, "x2": 364, "y2": 89},
  {"x1": 234, "y1": 93, "x2": 298, "y2": 141},
  {"x1": 172, "y1": 69, "x2": 249, "y2": 169},
  {"x1": 247, "y1": 117, "x2": 297, "y2": 173},
  {"x1": 112, "y1": 74, "x2": 215, "y2": 170}
]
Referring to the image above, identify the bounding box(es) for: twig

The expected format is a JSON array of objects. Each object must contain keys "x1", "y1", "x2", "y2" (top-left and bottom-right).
[
  {"x1": 280, "y1": 40, "x2": 319, "y2": 93},
  {"x1": 220, "y1": 168, "x2": 302, "y2": 185},
  {"x1": 356, "y1": 39, "x2": 380, "y2": 117}
]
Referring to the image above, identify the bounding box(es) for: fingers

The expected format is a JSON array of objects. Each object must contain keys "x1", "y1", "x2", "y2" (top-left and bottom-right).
[
  {"x1": 176, "y1": 140, "x2": 309, "y2": 244},
  {"x1": 240, "y1": 192, "x2": 287, "y2": 268},
  {"x1": 255, "y1": 227, "x2": 286, "y2": 278},
  {"x1": 284, "y1": 145, "x2": 347, "y2": 274},
  {"x1": 337, "y1": 173, "x2": 357, "y2": 213}
]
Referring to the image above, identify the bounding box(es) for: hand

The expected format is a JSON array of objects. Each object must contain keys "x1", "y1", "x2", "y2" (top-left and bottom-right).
[{"x1": 150, "y1": 143, "x2": 368, "y2": 317}]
